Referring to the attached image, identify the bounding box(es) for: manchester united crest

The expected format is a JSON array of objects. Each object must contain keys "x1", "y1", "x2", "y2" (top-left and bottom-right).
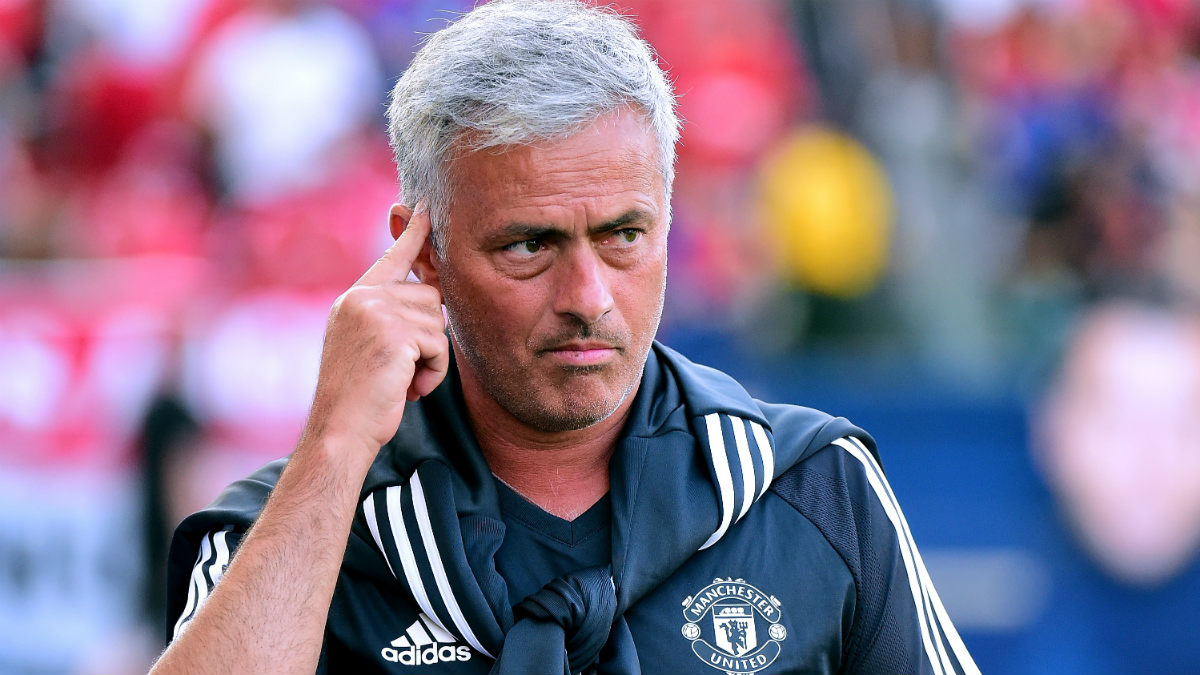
[{"x1": 680, "y1": 578, "x2": 788, "y2": 675}]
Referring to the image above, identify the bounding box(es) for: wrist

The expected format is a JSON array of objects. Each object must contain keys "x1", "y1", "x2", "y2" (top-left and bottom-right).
[{"x1": 294, "y1": 425, "x2": 381, "y2": 479}]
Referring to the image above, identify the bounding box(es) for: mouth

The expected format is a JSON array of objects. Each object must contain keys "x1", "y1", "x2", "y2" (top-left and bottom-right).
[{"x1": 541, "y1": 341, "x2": 622, "y2": 367}]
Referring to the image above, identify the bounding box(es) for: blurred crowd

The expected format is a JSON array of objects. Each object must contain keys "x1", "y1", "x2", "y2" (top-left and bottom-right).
[{"x1": 2, "y1": 0, "x2": 1200, "y2": 673}]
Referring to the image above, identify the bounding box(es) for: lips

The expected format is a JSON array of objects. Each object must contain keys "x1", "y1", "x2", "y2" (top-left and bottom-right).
[
  {"x1": 546, "y1": 341, "x2": 618, "y2": 352},
  {"x1": 540, "y1": 340, "x2": 622, "y2": 366}
]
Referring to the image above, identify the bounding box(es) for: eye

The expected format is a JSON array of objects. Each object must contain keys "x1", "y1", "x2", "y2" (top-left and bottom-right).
[
  {"x1": 503, "y1": 239, "x2": 544, "y2": 256},
  {"x1": 607, "y1": 228, "x2": 642, "y2": 246}
]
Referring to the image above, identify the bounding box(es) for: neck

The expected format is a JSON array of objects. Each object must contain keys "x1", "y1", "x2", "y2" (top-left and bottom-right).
[
  {"x1": 485, "y1": 440, "x2": 615, "y2": 521},
  {"x1": 458, "y1": 372, "x2": 636, "y2": 522}
]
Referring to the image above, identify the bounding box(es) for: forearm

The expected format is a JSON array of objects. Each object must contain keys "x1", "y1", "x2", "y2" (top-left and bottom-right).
[
  {"x1": 152, "y1": 209, "x2": 444, "y2": 674},
  {"x1": 151, "y1": 433, "x2": 375, "y2": 675}
]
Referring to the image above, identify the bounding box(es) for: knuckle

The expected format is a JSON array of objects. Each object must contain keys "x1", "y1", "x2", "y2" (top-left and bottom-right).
[
  {"x1": 331, "y1": 288, "x2": 387, "y2": 328},
  {"x1": 399, "y1": 342, "x2": 422, "y2": 364},
  {"x1": 334, "y1": 286, "x2": 367, "y2": 310},
  {"x1": 403, "y1": 281, "x2": 442, "y2": 306}
]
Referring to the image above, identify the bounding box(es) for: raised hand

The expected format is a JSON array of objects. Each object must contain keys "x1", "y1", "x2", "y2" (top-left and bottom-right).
[{"x1": 305, "y1": 207, "x2": 449, "y2": 457}]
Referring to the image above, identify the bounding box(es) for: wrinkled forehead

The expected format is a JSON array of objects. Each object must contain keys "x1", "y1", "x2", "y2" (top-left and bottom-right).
[{"x1": 445, "y1": 109, "x2": 665, "y2": 215}]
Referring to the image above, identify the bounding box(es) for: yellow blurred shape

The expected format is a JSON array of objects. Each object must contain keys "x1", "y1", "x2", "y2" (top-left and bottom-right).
[{"x1": 758, "y1": 126, "x2": 893, "y2": 298}]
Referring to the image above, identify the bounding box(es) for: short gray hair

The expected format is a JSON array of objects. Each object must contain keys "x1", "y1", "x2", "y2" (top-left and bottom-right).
[{"x1": 386, "y1": 0, "x2": 680, "y2": 254}]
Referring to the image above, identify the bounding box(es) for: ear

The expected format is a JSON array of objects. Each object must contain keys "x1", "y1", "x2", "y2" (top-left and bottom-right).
[
  {"x1": 388, "y1": 203, "x2": 442, "y2": 292},
  {"x1": 388, "y1": 202, "x2": 411, "y2": 241}
]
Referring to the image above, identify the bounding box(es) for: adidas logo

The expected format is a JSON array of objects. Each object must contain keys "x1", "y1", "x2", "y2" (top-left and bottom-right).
[{"x1": 380, "y1": 613, "x2": 474, "y2": 666}]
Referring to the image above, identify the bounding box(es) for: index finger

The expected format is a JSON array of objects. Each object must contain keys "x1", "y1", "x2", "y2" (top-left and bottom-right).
[{"x1": 359, "y1": 207, "x2": 433, "y2": 285}]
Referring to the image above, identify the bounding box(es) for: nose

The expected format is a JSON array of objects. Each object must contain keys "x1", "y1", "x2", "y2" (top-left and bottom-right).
[{"x1": 554, "y1": 245, "x2": 614, "y2": 326}]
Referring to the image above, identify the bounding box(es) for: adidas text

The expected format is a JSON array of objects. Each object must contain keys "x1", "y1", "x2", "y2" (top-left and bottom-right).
[{"x1": 381, "y1": 644, "x2": 473, "y2": 665}]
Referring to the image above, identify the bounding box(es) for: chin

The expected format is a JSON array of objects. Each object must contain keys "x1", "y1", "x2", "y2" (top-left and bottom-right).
[
  {"x1": 522, "y1": 410, "x2": 612, "y2": 433},
  {"x1": 506, "y1": 391, "x2": 622, "y2": 433}
]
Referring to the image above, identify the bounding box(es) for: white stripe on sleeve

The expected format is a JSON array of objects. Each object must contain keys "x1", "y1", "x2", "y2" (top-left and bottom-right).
[
  {"x1": 700, "y1": 413, "x2": 735, "y2": 550},
  {"x1": 172, "y1": 540, "x2": 207, "y2": 639},
  {"x1": 172, "y1": 528, "x2": 229, "y2": 639},
  {"x1": 834, "y1": 438, "x2": 946, "y2": 675},
  {"x1": 363, "y1": 493, "x2": 397, "y2": 578},
  {"x1": 851, "y1": 437, "x2": 954, "y2": 673},
  {"x1": 750, "y1": 421, "x2": 774, "y2": 499},
  {"x1": 730, "y1": 416, "x2": 756, "y2": 522},
  {"x1": 409, "y1": 472, "x2": 493, "y2": 658},
  {"x1": 209, "y1": 530, "x2": 231, "y2": 586},
  {"x1": 386, "y1": 486, "x2": 439, "y2": 633},
  {"x1": 847, "y1": 437, "x2": 980, "y2": 675}
]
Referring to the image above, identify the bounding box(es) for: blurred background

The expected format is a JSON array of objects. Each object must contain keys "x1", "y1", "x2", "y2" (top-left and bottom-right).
[{"x1": 3, "y1": 0, "x2": 1200, "y2": 672}]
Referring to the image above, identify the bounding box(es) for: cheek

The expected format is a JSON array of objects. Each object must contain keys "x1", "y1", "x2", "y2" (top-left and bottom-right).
[
  {"x1": 621, "y1": 254, "x2": 668, "y2": 319},
  {"x1": 446, "y1": 268, "x2": 547, "y2": 343}
]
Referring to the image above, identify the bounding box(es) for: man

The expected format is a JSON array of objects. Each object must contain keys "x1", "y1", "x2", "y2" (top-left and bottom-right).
[
  {"x1": 1015, "y1": 301, "x2": 1200, "y2": 673},
  {"x1": 154, "y1": 1, "x2": 979, "y2": 673}
]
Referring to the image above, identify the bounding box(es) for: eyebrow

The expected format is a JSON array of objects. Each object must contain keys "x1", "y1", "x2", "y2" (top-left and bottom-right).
[{"x1": 490, "y1": 209, "x2": 653, "y2": 242}]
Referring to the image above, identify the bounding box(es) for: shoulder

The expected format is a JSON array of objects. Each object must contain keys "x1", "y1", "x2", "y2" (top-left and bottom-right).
[
  {"x1": 767, "y1": 431, "x2": 890, "y2": 584},
  {"x1": 766, "y1": 431, "x2": 980, "y2": 675},
  {"x1": 757, "y1": 403, "x2": 889, "y2": 594},
  {"x1": 651, "y1": 343, "x2": 874, "y2": 458},
  {"x1": 173, "y1": 457, "x2": 289, "y2": 539},
  {"x1": 758, "y1": 399, "x2": 879, "y2": 466}
]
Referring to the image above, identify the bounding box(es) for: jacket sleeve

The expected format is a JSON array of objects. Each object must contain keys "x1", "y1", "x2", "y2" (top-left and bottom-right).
[
  {"x1": 165, "y1": 526, "x2": 247, "y2": 641},
  {"x1": 771, "y1": 436, "x2": 980, "y2": 675},
  {"x1": 163, "y1": 458, "x2": 286, "y2": 644}
]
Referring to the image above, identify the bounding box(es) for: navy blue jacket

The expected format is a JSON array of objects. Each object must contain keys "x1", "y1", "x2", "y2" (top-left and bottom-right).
[{"x1": 167, "y1": 342, "x2": 978, "y2": 674}]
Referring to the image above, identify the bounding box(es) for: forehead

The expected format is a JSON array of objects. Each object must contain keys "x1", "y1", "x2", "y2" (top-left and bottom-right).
[{"x1": 448, "y1": 109, "x2": 663, "y2": 222}]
